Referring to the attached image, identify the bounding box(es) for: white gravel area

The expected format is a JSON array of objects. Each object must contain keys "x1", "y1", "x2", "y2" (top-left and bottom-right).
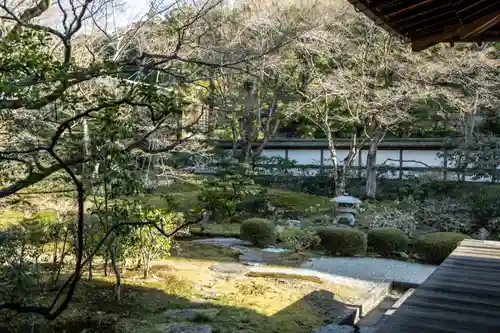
[
  {"x1": 301, "y1": 257, "x2": 436, "y2": 285},
  {"x1": 248, "y1": 266, "x2": 385, "y2": 290}
]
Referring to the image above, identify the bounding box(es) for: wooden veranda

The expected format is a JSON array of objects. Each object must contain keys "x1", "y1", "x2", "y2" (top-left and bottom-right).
[
  {"x1": 348, "y1": 0, "x2": 500, "y2": 51},
  {"x1": 375, "y1": 239, "x2": 500, "y2": 333}
]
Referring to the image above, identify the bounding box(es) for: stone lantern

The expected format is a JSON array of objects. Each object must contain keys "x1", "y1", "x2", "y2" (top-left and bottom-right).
[{"x1": 331, "y1": 194, "x2": 361, "y2": 226}]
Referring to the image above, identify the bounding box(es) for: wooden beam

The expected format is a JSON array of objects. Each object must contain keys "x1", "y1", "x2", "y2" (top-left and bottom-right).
[
  {"x1": 411, "y1": 10, "x2": 500, "y2": 51},
  {"x1": 386, "y1": 0, "x2": 434, "y2": 18}
]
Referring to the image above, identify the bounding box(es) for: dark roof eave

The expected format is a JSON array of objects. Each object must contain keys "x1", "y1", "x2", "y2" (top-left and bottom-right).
[{"x1": 346, "y1": 0, "x2": 408, "y2": 41}]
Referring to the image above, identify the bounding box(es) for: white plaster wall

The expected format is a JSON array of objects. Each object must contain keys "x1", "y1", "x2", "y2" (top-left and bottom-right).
[
  {"x1": 287, "y1": 149, "x2": 322, "y2": 165},
  {"x1": 261, "y1": 149, "x2": 287, "y2": 159},
  {"x1": 218, "y1": 148, "x2": 495, "y2": 182},
  {"x1": 403, "y1": 150, "x2": 444, "y2": 167},
  {"x1": 322, "y1": 149, "x2": 357, "y2": 166}
]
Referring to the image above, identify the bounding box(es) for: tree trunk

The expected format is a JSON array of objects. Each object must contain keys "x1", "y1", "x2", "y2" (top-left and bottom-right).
[
  {"x1": 121, "y1": 258, "x2": 127, "y2": 275},
  {"x1": 335, "y1": 172, "x2": 346, "y2": 196},
  {"x1": 365, "y1": 139, "x2": 379, "y2": 199},
  {"x1": 88, "y1": 257, "x2": 93, "y2": 281},
  {"x1": 103, "y1": 251, "x2": 109, "y2": 276},
  {"x1": 109, "y1": 248, "x2": 121, "y2": 302},
  {"x1": 53, "y1": 231, "x2": 68, "y2": 287},
  {"x1": 51, "y1": 241, "x2": 58, "y2": 285},
  {"x1": 143, "y1": 252, "x2": 151, "y2": 279}
]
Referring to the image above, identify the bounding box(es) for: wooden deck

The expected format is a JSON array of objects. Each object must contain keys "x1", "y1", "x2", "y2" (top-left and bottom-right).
[{"x1": 376, "y1": 239, "x2": 500, "y2": 333}]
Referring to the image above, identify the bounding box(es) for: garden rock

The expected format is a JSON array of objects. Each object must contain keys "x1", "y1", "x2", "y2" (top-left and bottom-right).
[
  {"x1": 286, "y1": 219, "x2": 302, "y2": 228},
  {"x1": 476, "y1": 227, "x2": 490, "y2": 240},
  {"x1": 157, "y1": 323, "x2": 212, "y2": 333},
  {"x1": 393, "y1": 252, "x2": 409, "y2": 260},
  {"x1": 312, "y1": 325, "x2": 375, "y2": 333}
]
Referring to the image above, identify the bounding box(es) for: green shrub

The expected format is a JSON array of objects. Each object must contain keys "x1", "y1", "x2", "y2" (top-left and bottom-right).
[
  {"x1": 413, "y1": 232, "x2": 468, "y2": 264},
  {"x1": 240, "y1": 218, "x2": 276, "y2": 248},
  {"x1": 367, "y1": 227, "x2": 409, "y2": 256},
  {"x1": 317, "y1": 227, "x2": 367, "y2": 256},
  {"x1": 280, "y1": 227, "x2": 320, "y2": 252}
]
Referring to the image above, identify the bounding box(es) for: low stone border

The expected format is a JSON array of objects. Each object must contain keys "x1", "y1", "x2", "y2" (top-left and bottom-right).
[
  {"x1": 339, "y1": 281, "x2": 417, "y2": 326},
  {"x1": 338, "y1": 284, "x2": 391, "y2": 325}
]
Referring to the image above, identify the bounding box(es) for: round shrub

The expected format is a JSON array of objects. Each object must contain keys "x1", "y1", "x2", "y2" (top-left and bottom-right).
[
  {"x1": 368, "y1": 227, "x2": 409, "y2": 256},
  {"x1": 317, "y1": 227, "x2": 367, "y2": 256},
  {"x1": 413, "y1": 232, "x2": 469, "y2": 264},
  {"x1": 240, "y1": 218, "x2": 276, "y2": 248}
]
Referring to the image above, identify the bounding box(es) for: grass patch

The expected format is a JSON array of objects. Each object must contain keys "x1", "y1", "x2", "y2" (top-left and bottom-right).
[
  {"x1": 267, "y1": 188, "x2": 331, "y2": 212},
  {"x1": 246, "y1": 271, "x2": 323, "y2": 284},
  {"x1": 189, "y1": 223, "x2": 241, "y2": 238},
  {"x1": 0, "y1": 210, "x2": 25, "y2": 227},
  {"x1": 172, "y1": 241, "x2": 241, "y2": 262},
  {"x1": 149, "y1": 180, "x2": 332, "y2": 214}
]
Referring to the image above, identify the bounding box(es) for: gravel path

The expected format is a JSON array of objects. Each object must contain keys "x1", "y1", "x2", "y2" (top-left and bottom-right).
[{"x1": 301, "y1": 257, "x2": 436, "y2": 285}]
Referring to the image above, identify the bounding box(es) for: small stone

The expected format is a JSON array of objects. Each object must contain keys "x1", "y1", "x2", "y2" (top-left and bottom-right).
[
  {"x1": 156, "y1": 323, "x2": 212, "y2": 333},
  {"x1": 199, "y1": 291, "x2": 220, "y2": 299}
]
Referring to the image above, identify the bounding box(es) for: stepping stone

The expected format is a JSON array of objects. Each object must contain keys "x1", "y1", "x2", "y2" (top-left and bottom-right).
[{"x1": 209, "y1": 263, "x2": 249, "y2": 274}]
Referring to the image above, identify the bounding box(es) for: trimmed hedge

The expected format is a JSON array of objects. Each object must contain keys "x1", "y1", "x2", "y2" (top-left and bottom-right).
[
  {"x1": 317, "y1": 227, "x2": 367, "y2": 256},
  {"x1": 367, "y1": 228, "x2": 409, "y2": 256},
  {"x1": 240, "y1": 218, "x2": 276, "y2": 248},
  {"x1": 413, "y1": 232, "x2": 468, "y2": 264}
]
